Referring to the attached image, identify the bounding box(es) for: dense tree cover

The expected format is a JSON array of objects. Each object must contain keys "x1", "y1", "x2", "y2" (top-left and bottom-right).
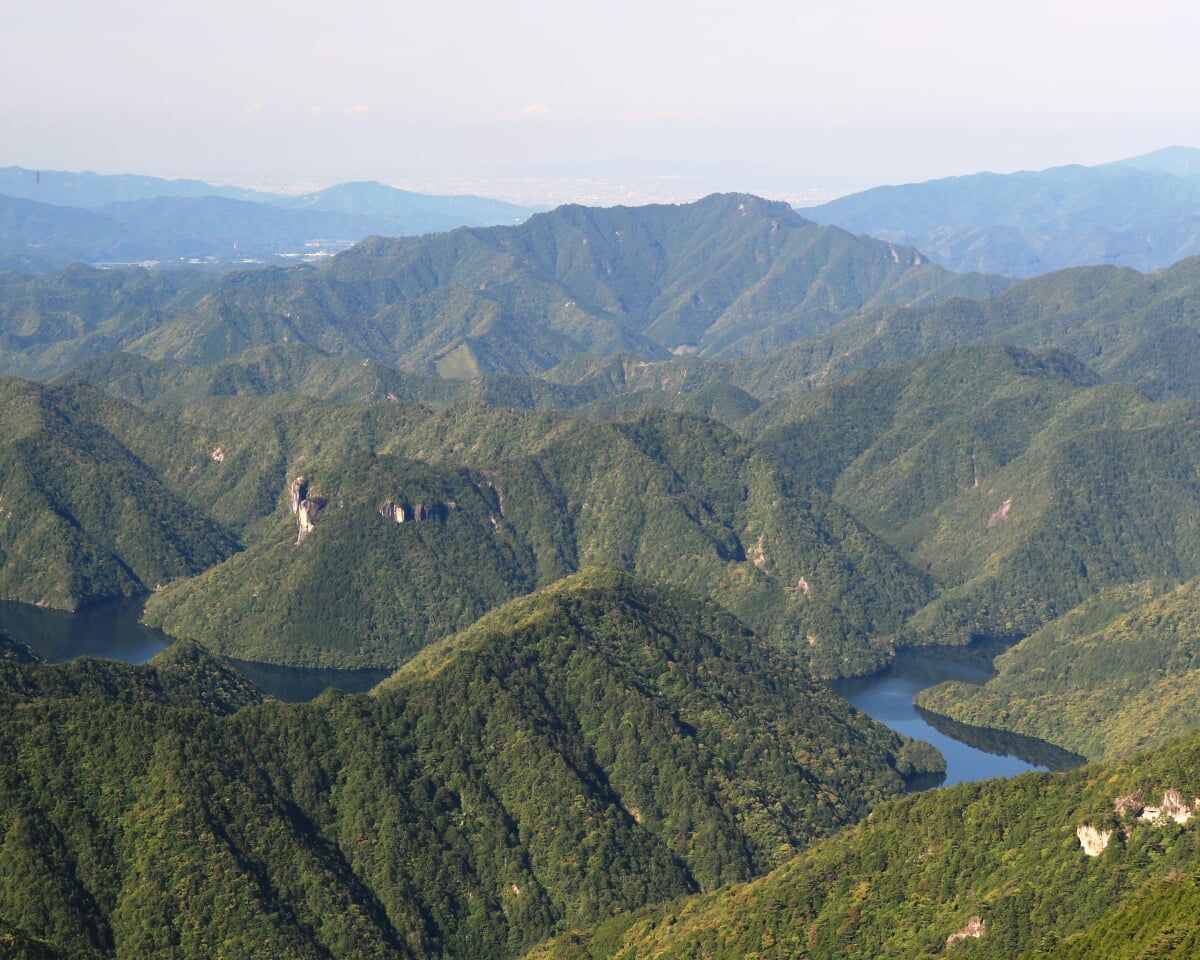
[
  {"x1": 527, "y1": 728, "x2": 1200, "y2": 960},
  {"x1": 0, "y1": 570, "x2": 937, "y2": 959},
  {"x1": 0, "y1": 377, "x2": 237, "y2": 609},
  {"x1": 132, "y1": 402, "x2": 929, "y2": 673},
  {"x1": 0, "y1": 193, "x2": 1008, "y2": 379},
  {"x1": 41, "y1": 338, "x2": 1200, "y2": 682},
  {"x1": 917, "y1": 576, "x2": 1200, "y2": 761},
  {"x1": 741, "y1": 345, "x2": 1200, "y2": 648},
  {"x1": 10, "y1": 185, "x2": 1200, "y2": 959},
  {"x1": 726, "y1": 253, "x2": 1200, "y2": 403}
]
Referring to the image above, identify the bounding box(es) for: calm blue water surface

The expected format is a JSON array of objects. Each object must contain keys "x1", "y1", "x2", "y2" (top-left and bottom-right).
[
  {"x1": 1, "y1": 597, "x2": 1086, "y2": 779},
  {"x1": 825, "y1": 641, "x2": 1084, "y2": 789},
  {"x1": 0, "y1": 595, "x2": 388, "y2": 701}
]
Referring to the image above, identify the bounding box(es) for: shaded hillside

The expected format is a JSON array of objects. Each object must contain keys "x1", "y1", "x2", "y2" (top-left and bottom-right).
[
  {"x1": 729, "y1": 254, "x2": 1200, "y2": 403},
  {"x1": 0, "y1": 571, "x2": 938, "y2": 960},
  {"x1": 918, "y1": 576, "x2": 1200, "y2": 761},
  {"x1": 0, "y1": 376, "x2": 237, "y2": 609},
  {"x1": 527, "y1": 728, "x2": 1200, "y2": 960},
  {"x1": 744, "y1": 345, "x2": 1200, "y2": 647},
  {"x1": 61, "y1": 344, "x2": 589, "y2": 412},
  {"x1": 0, "y1": 193, "x2": 1010, "y2": 378},
  {"x1": 803, "y1": 148, "x2": 1200, "y2": 276},
  {"x1": 140, "y1": 407, "x2": 930, "y2": 674}
]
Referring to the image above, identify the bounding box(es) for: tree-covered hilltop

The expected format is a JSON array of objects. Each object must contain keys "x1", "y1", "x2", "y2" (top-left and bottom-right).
[
  {"x1": 730, "y1": 254, "x2": 1200, "y2": 403},
  {"x1": 0, "y1": 570, "x2": 939, "y2": 960},
  {"x1": 917, "y1": 575, "x2": 1200, "y2": 761},
  {"x1": 526, "y1": 727, "x2": 1200, "y2": 960},
  {"x1": 0, "y1": 193, "x2": 1009, "y2": 379},
  {"x1": 741, "y1": 344, "x2": 1200, "y2": 648},
  {"x1": 0, "y1": 376, "x2": 237, "y2": 610},
  {"x1": 139, "y1": 405, "x2": 930, "y2": 674},
  {"x1": 39, "y1": 337, "x2": 1200, "y2": 682}
]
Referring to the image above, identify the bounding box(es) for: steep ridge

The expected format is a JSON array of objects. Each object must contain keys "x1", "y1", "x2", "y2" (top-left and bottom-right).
[
  {"x1": 0, "y1": 376, "x2": 237, "y2": 609},
  {"x1": 140, "y1": 408, "x2": 930, "y2": 674},
  {"x1": 0, "y1": 193, "x2": 1009, "y2": 379},
  {"x1": 730, "y1": 255, "x2": 1200, "y2": 402},
  {"x1": 526, "y1": 727, "x2": 1200, "y2": 959},
  {"x1": 0, "y1": 571, "x2": 939, "y2": 959},
  {"x1": 746, "y1": 345, "x2": 1200, "y2": 647}
]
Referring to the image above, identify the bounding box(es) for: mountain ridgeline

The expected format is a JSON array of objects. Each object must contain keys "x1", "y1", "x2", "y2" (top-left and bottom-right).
[
  {"x1": 745, "y1": 345, "x2": 1200, "y2": 649},
  {"x1": 527, "y1": 726, "x2": 1200, "y2": 960},
  {"x1": 0, "y1": 377, "x2": 236, "y2": 609},
  {"x1": 802, "y1": 147, "x2": 1200, "y2": 276},
  {"x1": 0, "y1": 571, "x2": 939, "y2": 959},
  {"x1": 9, "y1": 169, "x2": 1200, "y2": 956},
  {"x1": 0, "y1": 193, "x2": 1009, "y2": 379},
  {"x1": 136, "y1": 402, "x2": 931, "y2": 675},
  {"x1": 0, "y1": 165, "x2": 536, "y2": 273}
]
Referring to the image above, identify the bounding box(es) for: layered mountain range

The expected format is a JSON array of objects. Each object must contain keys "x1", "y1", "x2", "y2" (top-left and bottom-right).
[
  {"x1": 803, "y1": 146, "x2": 1200, "y2": 276},
  {"x1": 4, "y1": 168, "x2": 1200, "y2": 956},
  {"x1": 0, "y1": 165, "x2": 536, "y2": 273}
]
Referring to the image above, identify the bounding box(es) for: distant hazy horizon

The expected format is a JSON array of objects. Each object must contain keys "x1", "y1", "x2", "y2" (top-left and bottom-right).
[{"x1": 7, "y1": 1, "x2": 1200, "y2": 208}]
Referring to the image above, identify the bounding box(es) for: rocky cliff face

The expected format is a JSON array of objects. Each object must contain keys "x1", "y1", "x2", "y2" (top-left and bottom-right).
[
  {"x1": 378, "y1": 499, "x2": 458, "y2": 523},
  {"x1": 1139, "y1": 789, "x2": 1198, "y2": 824},
  {"x1": 289, "y1": 477, "x2": 306, "y2": 516},
  {"x1": 1076, "y1": 823, "x2": 1112, "y2": 857},
  {"x1": 288, "y1": 477, "x2": 327, "y2": 544},
  {"x1": 946, "y1": 916, "x2": 984, "y2": 948}
]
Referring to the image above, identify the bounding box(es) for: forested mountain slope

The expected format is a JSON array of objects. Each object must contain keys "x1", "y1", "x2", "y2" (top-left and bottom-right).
[
  {"x1": 528, "y1": 727, "x2": 1200, "y2": 960},
  {"x1": 918, "y1": 575, "x2": 1200, "y2": 761},
  {"x1": 0, "y1": 376, "x2": 237, "y2": 609},
  {"x1": 0, "y1": 193, "x2": 1009, "y2": 378},
  {"x1": 0, "y1": 571, "x2": 938, "y2": 959},
  {"x1": 732, "y1": 255, "x2": 1200, "y2": 402},
  {"x1": 746, "y1": 345, "x2": 1200, "y2": 646},
  {"x1": 139, "y1": 406, "x2": 930, "y2": 674}
]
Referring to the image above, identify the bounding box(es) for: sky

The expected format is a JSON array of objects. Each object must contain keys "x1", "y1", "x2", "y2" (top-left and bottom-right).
[{"x1": 5, "y1": 0, "x2": 1200, "y2": 205}]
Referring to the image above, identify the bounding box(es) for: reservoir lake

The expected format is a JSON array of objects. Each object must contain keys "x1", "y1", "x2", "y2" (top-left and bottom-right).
[{"x1": 2, "y1": 596, "x2": 1084, "y2": 784}]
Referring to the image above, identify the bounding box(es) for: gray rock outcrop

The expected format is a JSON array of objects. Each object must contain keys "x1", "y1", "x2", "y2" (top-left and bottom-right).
[
  {"x1": 379, "y1": 499, "x2": 458, "y2": 524},
  {"x1": 289, "y1": 477, "x2": 327, "y2": 544}
]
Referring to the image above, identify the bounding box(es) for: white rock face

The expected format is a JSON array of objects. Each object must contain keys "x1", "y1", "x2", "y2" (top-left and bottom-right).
[
  {"x1": 1139, "y1": 790, "x2": 1196, "y2": 824},
  {"x1": 296, "y1": 498, "x2": 325, "y2": 544},
  {"x1": 288, "y1": 477, "x2": 326, "y2": 543},
  {"x1": 946, "y1": 916, "x2": 984, "y2": 948},
  {"x1": 289, "y1": 477, "x2": 307, "y2": 515},
  {"x1": 1077, "y1": 823, "x2": 1113, "y2": 857}
]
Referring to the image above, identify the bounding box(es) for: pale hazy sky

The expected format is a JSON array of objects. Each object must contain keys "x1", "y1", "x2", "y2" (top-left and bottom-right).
[{"x1": 5, "y1": 0, "x2": 1200, "y2": 203}]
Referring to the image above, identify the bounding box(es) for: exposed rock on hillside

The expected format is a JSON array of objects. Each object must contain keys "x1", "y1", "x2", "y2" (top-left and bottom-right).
[
  {"x1": 946, "y1": 916, "x2": 984, "y2": 947},
  {"x1": 1139, "y1": 789, "x2": 1197, "y2": 824},
  {"x1": 379, "y1": 499, "x2": 459, "y2": 523},
  {"x1": 1077, "y1": 823, "x2": 1113, "y2": 857},
  {"x1": 288, "y1": 477, "x2": 327, "y2": 544}
]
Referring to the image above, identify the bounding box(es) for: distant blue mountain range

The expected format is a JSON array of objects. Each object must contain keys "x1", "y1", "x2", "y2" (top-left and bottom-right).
[
  {"x1": 0, "y1": 166, "x2": 538, "y2": 273},
  {"x1": 800, "y1": 147, "x2": 1200, "y2": 277}
]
